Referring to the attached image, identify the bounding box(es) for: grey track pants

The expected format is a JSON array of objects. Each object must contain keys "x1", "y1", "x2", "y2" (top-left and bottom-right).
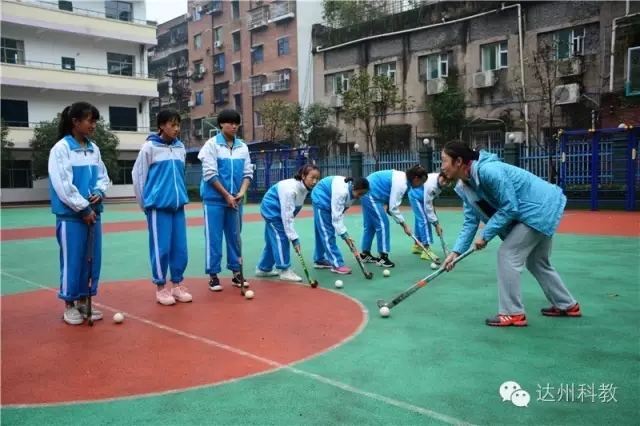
[{"x1": 497, "y1": 223, "x2": 577, "y2": 315}]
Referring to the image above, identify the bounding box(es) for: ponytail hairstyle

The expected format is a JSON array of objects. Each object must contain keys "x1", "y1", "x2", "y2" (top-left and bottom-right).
[
  {"x1": 345, "y1": 176, "x2": 369, "y2": 191},
  {"x1": 442, "y1": 139, "x2": 480, "y2": 164},
  {"x1": 293, "y1": 163, "x2": 320, "y2": 181},
  {"x1": 405, "y1": 164, "x2": 428, "y2": 181},
  {"x1": 57, "y1": 102, "x2": 100, "y2": 141}
]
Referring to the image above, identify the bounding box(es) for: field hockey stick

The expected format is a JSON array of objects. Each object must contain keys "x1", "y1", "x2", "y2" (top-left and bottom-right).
[
  {"x1": 409, "y1": 234, "x2": 440, "y2": 263},
  {"x1": 377, "y1": 248, "x2": 474, "y2": 310},
  {"x1": 294, "y1": 246, "x2": 319, "y2": 288},
  {"x1": 438, "y1": 234, "x2": 449, "y2": 257},
  {"x1": 235, "y1": 206, "x2": 246, "y2": 296},
  {"x1": 86, "y1": 222, "x2": 95, "y2": 326},
  {"x1": 345, "y1": 238, "x2": 373, "y2": 280}
]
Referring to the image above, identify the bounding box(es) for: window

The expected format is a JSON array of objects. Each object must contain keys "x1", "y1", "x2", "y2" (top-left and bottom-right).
[
  {"x1": 214, "y1": 82, "x2": 229, "y2": 104},
  {"x1": 234, "y1": 93, "x2": 242, "y2": 113},
  {"x1": 333, "y1": 72, "x2": 350, "y2": 94},
  {"x1": 194, "y1": 34, "x2": 202, "y2": 50},
  {"x1": 232, "y1": 31, "x2": 241, "y2": 52},
  {"x1": 108, "y1": 106, "x2": 137, "y2": 131},
  {"x1": 426, "y1": 53, "x2": 448, "y2": 80},
  {"x1": 112, "y1": 160, "x2": 135, "y2": 185},
  {"x1": 277, "y1": 37, "x2": 289, "y2": 56},
  {"x1": 252, "y1": 45, "x2": 264, "y2": 63},
  {"x1": 105, "y1": 1, "x2": 133, "y2": 22},
  {"x1": 254, "y1": 111, "x2": 263, "y2": 127},
  {"x1": 554, "y1": 27, "x2": 585, "y2": 60},
  {"x1": 107, "y1": 53, "x2": 134, "y2": 76},
  {"x1": 375, "y1": 62, "x2": 396, "y2": 81},
  {"x1": 1, "y1": 38, "x2": 25, "y2": 65},
  {"x1": 214, "y1": 27, "x2": 223, "y2": 43},
  {"x1": 62, "y1": 57, "x2": 75, "y2": 70},
  {"x1": 231, "y1": 0, "x2": 240, "y2": 19},
  {"x1": 251, "y1": 76, "x2": 265, "y2": 96},
  {"x1": 195, "y1": 91, "x2": 204, "y2": 106},
  {"x1": 193, "y1": 5, "x2": 202, "y2": 21},
  {"x1": 481, "y1": 41, "x2": 508, "y2": 71},
  {"x1": 58, "y1": 1, "x2": 73, "y2": 11},
  {"x1": 1, "y1": 99, "x2": 29, "y2": 127},
  {"x1": 1, "y1": 160, "x2": 33, "y2": 189},
  {"x1": 628, "y1": 46, "x2": 640, "y2": 95},
  {"x1": 275, "y1": 69, "x2": 291, "y2": 90},
  {"x1": 213, "y1": 54, "x2": 225, "y2": 73},
  {"x1": 232, "y1": 62, "x2": 242, "y2": 82}
]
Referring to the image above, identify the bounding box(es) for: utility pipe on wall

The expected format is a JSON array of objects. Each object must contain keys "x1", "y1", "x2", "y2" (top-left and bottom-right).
[{"x1": 315, "y1": 3, "x2": 529, "y2": 143}]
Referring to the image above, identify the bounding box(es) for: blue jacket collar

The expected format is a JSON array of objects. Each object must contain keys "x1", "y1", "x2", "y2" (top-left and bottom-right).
[
  {"x1": 147, "y1": 133, "x2": 183, "y2": 148},
  {"x1": 64, "y1": 135, "x2": 95, "y2": 151},
  {"x1": 214, "y1": 132, "x2": 242, "y2": 148}
]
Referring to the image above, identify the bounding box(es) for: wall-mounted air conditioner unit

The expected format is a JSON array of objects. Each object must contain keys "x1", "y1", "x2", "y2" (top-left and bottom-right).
[
  {"x1": 554, "y1": 83, "x2": 580, "y2": 105},
  {"x1": 262, "y1": 83, "x2": 275, "y2": 92},
  {"x1": 330, "y1": 95, "x2": 343, "y2": 108},
  {"x1": 472, "y1": 70, "x2": 495, "y2": 89},
  {"x1": 426, "y1": 78, "x2": 446, "y2": 95},
  {"x1": 215, "y1": 40, "x2": 223, "y2": 49},
  {"x1": 187, "y1": 100, "x2": 194, "y2": 107}
]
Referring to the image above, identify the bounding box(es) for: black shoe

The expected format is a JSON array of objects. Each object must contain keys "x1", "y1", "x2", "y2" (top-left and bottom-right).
[
  {"x1": 209, "y1": 276, "x2": 222, "y2": 291},
  {"x1": 231, "y1": 271, "x2": 250, "y2": 288},
  {"x1": 360, "y1": 251, "x2": 380, "y2": 263},
  {"x1": 376, "y1": 254, "x2": 395, "y2": 268}
]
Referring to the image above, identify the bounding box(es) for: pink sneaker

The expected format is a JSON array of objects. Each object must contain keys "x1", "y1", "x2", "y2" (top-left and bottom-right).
[
  {"x1": 331, "y1": 266, "x2": 352, "y2": 275},
  {"x1": 313, "y1": 261, "x2": 332, "y2": 269},
  {"x1": 172, "y1": 284, "x2": 193, "y2": 303},
  {"x1": 156, "y1": 287, "x2": 176, "y2": 305}
]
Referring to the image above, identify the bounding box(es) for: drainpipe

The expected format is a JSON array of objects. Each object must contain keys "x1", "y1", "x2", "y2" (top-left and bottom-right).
[{"x1": 507, "y1": 3, "x2": 529, "y2": 146}]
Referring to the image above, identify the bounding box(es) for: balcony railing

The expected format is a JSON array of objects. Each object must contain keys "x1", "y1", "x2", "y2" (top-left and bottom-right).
[
  {"x1": 269, "y1": 1, "x2": 295, "y2": 23},
  {"x1": 248, "y1": 6, "x2": 269, "y2": 31},
  {"x1": 149, "y1": 43, "x2": 189, "y2": 62},
  {"x1": 8, "y1": 0, "x2": 153, "y2": 26},
  {"x1": 1, "y1": 59, "x2": 151, "y2": 79}
]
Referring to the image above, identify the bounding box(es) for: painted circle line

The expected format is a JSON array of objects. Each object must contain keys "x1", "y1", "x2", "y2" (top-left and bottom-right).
[{"x1": 1, "y1": 278, "x2": 366, "y2": 407}]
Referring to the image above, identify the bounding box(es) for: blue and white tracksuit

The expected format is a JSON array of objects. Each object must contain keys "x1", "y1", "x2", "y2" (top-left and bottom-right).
[
  {"x1": 311, "y1": 176, "x2": 356, "y2": 267},
  {"x1": 257, "y1": 178, "x2": 309, "y2": 272},
  {"x1": 198, "y1": 133, "x2": 253, "y2": 275},
  {"x1": 408, "y1": 173, "x2": 444, "y2": 246},
  {"x1": 361, "y1": 170, "x2": 408, "y2": 254},
  {"x1": 48, "y1": 136, "x2": 110, "y2": 302},
  {"x1": 132, "y1": 134, "x2": 190, "y2": 286}
]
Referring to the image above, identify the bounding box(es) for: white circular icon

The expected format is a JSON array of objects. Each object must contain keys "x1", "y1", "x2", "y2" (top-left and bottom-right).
[{"x1": 499, "y1": 381, "x2": 529, "y2": 407}]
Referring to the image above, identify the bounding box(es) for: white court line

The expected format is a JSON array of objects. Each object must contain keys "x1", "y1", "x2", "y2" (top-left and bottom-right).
[{"x1": 0, "y1": 272, "x2": 477, "y2": 426}]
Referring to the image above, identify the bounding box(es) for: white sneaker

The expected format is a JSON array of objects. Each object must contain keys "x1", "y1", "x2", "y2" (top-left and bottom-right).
[
  {"x1": 255, "y1": 269, "x2": 279, "y2": 277},
  {"x1": 156, "y1": 287, "x2": 176, "y2": 305},
  {"x1": 63, "y1": 306, "x2": 84, "y2": 325},
  {"x1": 279, "y1": 269, "x2": 302, "y2": 282}
]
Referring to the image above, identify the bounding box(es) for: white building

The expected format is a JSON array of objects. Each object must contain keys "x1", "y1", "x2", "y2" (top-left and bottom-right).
[{"x1": 0, "y1": 0, "x2": 158, "y2": 204}]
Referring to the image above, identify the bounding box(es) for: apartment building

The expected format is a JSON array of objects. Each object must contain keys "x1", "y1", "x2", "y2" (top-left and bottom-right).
[
  {"x1": 311, "y1": 0, "x2": 640, "y2": 153},
  {"x1": 148, "y1": 14, "x2": 191, "y2": 144},
  {"x1": 0, "y1": 0, "x2": 158, "y2": 203},
  {"x1": 186, "y1": 0, "x2": 322, "y2": 143}
]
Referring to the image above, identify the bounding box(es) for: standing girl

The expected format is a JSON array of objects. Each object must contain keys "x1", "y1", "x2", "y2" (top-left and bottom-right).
[
  {"x1": 255, "y1": 164, "x2": 321, "y2": 282},
  {"x1": 48, "y1": 102, "x2": 110, "y2": 325},
  {"x1": 360, "y1": 165, "x2": 428, "y2": 268},
  {"x1": 311, "y1": 175, "x2": 370, "y2": 275},
  {"x1": 408, "y1": 171, "x2": 451, "y2": 262},
  {"x1": 440, "y1": 140, "x2": 581, "y2": 327},
  {"x1": 132, "y1": 109, "x2": 191, "y2": 306}
]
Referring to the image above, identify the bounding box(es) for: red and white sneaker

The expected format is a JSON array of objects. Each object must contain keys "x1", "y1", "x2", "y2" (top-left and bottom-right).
[
  {"x1": 541, "y1": 303, "x2": 581, "y2": 317},
  {"x1": 485, "y1": 314, "x2": 528, "y2": 327}
]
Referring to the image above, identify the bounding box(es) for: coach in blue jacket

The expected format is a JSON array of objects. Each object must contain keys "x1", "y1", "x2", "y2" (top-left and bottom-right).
[{"x1": 440, "y1": 140, "x2": 581, "y2": 327}]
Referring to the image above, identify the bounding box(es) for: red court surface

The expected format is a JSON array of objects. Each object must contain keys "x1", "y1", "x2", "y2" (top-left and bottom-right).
[{"x1": 1, "y1": 278, "x2": 366, "y2": 406}]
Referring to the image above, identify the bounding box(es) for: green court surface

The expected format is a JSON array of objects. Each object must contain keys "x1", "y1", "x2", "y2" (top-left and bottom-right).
[{"x1": 1, "y1": 204, "x2": 639, "y2": 425}]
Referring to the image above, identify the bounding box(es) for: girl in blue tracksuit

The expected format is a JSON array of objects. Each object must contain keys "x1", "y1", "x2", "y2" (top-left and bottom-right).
[
  {"x1": 408, "y1": 171, "x2": 452, "y2": 262},
  {"x1": 132, "y1": 109, "x2": 191, "y2": 306},
  {"x1": 360, "y1": 165, "x2": 429, "y2": 268},
  {"x1": 198, "y1": 109, "x2": 253, "y2": 292},
  {"x1": 311, "y1": 176, "x2": 370, "y2": 275},
  {"x1": 440, "y1": 140, "x2": 580, "y2": 327},
  {"x1": 48, "y1": 102, "x2": 110, "y2": 325},
  {"x1": 256, "y1": 163, "x2": 321, "y2": 282}
]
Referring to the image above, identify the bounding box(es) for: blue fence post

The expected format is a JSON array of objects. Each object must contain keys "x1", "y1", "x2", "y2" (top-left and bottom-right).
[
  {"x1": 559, "y1": 130, "x2": 567, "y2": 191},
  {"x1": 626, "y1": 127, "x2": 638, "y2": 211},
  {"x1": 590, "y1": 129, "x2": 599, "y2": 211}
]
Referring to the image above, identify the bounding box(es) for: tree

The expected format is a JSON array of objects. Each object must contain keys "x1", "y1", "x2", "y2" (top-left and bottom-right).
[
  {"x1": 256, "y1": 98, "x2": 289, "y2": 141},
  {"x1": 29, "y1": 116, "x2": 120, "y2": 181},
  {"x1": 321, "y1": 0, "x2": 411, "y2": 28},
  {"x1": 341, "y1": 71, "x2": 412, "y2": 163},
  {"x1": 426, "y1": 74, "x2": 468, "y2": 146},
  {"x1": 1, "y1": 119, "x2": 14, "y2": 172},
  {"x1": 300, "y1": 103, "x2": 341, "y2": 157}
]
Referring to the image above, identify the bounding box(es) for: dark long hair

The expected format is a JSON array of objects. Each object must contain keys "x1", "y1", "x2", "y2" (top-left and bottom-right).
[
  {"x1": 344, "y1": 177, "x2": 369, "y2": 191},
  {"x1": 57, "y1": 102, "x2": 100, "y2": 141},
  {"x1": 442, "y1": 139, "x2": 480, "y2": 164},
  {"x1": 294, "y1": 163, "x2": 320, "y2": 180}
]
